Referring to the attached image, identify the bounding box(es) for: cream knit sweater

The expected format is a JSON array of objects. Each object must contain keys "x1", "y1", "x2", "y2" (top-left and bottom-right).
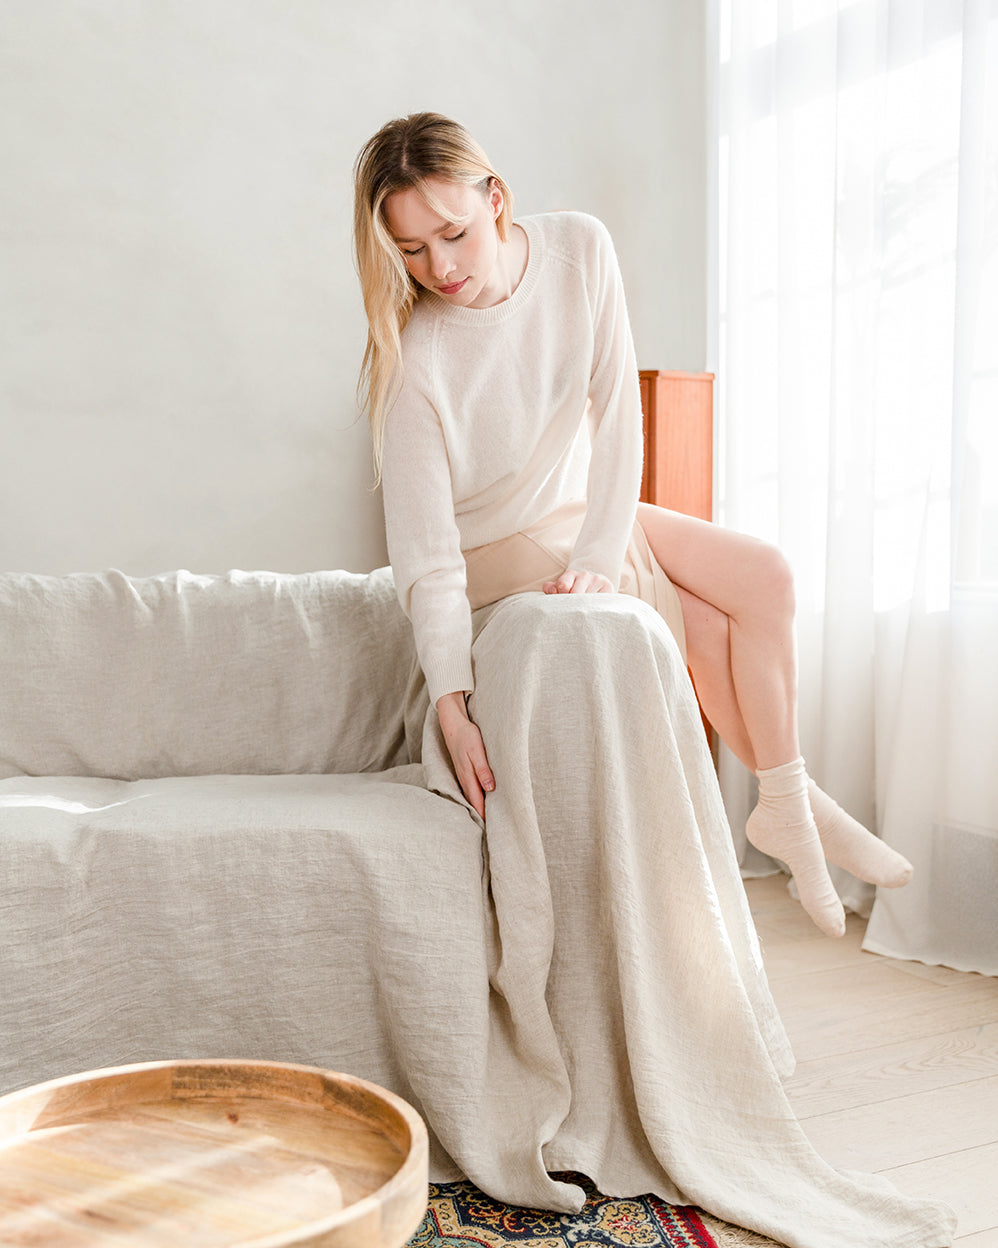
[{"x1": 381, "y1": 211, "x2": 643, "y2": 704}]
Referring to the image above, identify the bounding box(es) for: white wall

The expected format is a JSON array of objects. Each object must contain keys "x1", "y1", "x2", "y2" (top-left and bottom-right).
[{"x1": 0, "y1": 0, "x2": 706, "y2": 575}]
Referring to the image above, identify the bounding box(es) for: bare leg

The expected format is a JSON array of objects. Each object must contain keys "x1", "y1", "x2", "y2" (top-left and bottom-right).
[
  {"x1": 638, "y1": 504, "x2": 845, "y2": 936},
  {"x1": 638, "y1": 503, "x2": 804, "y2": 770},
  {"x1": 677, "y1": 585, "x2": 912, "y2": 890},
  {"x1": 638, "y1": 504, "x2": 911, "y2": 900},
  {"x1": 671, "y1": 585, "x2": 757, "y2": 771}
]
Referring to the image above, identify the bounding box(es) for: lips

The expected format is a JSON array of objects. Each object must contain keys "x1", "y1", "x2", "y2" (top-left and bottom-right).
[{"x1": 438, "y1": 278, "x2": 469, "y2": 296}]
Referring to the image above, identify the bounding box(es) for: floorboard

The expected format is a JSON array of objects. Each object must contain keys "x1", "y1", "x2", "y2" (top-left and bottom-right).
[{"x1": 743, "y1": 874, "x2": 998, "y2": 1246}]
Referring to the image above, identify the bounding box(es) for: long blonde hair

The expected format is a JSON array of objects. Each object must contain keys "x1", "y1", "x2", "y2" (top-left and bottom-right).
[{"x1": 352, "y1": 113, "x2": 513, "y2": 479}]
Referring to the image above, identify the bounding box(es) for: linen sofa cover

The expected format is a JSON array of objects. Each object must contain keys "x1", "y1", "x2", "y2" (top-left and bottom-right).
[
  {"x1": 0, "y1": 569, "x2": 955, "y2": 1248},
  {"x1": 0, "y1": 567, "x2": 425, "y2": 780}
]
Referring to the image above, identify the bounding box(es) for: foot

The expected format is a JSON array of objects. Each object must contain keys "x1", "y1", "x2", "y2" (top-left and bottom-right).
[
  {"x1": 808, "y1": 780, "x2": 913, "y2": 888},
  {"x1": 747, "y1": 759, "x2": 846, "y2": 938}
]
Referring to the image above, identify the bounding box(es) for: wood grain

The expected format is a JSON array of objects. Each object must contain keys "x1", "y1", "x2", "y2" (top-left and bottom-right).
[
  {"x1": 784, "y1": 1021, "x2": 998, "y2": 1117},
  {"x1": 800, "y1": 1074, "x2": 998, "y2": 1171},
  {"x1": 0, "y1": 1059, "x2": 428, "y2": 1248},
  {"x1": 638, "y1": 369, "x2": 714, "y2": 521},
  {"x1": 882, "y1": 1142, "x2": 998, "y2": 1239},
  {"x1": 740, "y1": 875, "x2": 998, "y2": 1246}
]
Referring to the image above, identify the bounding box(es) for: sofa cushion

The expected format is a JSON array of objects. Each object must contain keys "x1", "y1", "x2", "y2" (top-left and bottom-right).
[
  {"x1": 0, "y1": 567, "x2": 425, "y2": 780},
  {"x1": 0, "y1": 769, "x2": 487, "y2": 1157}
]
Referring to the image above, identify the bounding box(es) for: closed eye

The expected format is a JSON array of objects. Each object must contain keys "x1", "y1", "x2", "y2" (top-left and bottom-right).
[{"x1": 401, "y1": 230, "x2": 467, "y2": 258}]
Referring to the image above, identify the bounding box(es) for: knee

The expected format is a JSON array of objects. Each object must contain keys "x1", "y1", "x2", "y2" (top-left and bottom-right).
[{"x1": 753, "y1": 541, "x2": 796, "y2": 618}]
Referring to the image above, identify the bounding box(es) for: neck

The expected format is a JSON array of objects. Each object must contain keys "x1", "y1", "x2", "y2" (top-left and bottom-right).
[{"x1": 469, "y1": 225, "x2": 528, "y2": 309}]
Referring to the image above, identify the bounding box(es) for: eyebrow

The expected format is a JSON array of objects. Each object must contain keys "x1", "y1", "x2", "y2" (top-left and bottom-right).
[{"x1": 391, "y1": 221, "x2": 464, "y2": 244}]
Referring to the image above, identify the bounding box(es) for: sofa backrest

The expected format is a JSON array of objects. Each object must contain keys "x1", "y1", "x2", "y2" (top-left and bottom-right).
[{"x1": 0, "y1": 567, "x2": 424, "y2": 780}]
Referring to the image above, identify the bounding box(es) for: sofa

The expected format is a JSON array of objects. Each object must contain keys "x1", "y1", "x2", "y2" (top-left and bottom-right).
[{"x1": 0, "y1": 566, "x2": 953, "y2": 1247}]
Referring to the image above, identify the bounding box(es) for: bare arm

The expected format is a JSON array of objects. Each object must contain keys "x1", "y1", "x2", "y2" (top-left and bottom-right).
[{"x1": 436, "y1": 690, "x2": 495, "y2": 821}]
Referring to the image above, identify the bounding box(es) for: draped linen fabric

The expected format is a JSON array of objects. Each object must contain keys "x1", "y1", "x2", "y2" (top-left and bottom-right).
[
  {"x1": 716, "y1": 0, "x2": 998, "y2": 973},
  {"x1": 0, "y1": 570, "x2": 955, "y2": 1245}
]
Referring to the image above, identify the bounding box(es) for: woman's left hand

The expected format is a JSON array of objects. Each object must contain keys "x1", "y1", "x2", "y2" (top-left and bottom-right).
[{"x1": 542, "y1": 568, "x2": 613, "y2": 595}]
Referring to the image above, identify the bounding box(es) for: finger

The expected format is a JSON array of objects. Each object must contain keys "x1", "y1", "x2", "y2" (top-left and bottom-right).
[
  {"x1": 458, "y1": 764, "x2": 486, "y2": 821},
  {"x1": 469, "y1": 736, "x2": 495, "y2": 795},
  {"x1": 457, "y1": 728, "x2": 495, "y2": 820}
]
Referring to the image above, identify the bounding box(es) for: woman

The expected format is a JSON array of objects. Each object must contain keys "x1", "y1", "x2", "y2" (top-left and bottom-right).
[
  {"x1": 351, "y1": 112, "x2": 956, "y2": 1248},
  {"x1": 353, "y1": 112, "x2": 912, "y2": 938}
]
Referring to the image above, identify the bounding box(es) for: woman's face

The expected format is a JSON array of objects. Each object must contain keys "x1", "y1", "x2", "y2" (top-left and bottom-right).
[{"x1": 383, "y1": 176, "x2": 504, "y2": 308}]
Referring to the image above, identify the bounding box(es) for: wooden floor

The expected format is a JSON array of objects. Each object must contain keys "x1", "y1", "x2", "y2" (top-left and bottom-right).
[{"x1": 745, "y1": 874, "x2": 998, "y2": 1246}]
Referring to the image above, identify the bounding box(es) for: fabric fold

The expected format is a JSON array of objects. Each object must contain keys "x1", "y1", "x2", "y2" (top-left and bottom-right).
[
  {"x1": 459, "y1": 592, "x2": 955, "y2": 1247},
  {"x1": 0, "y1": 570, "x2": 956, "y2": 1246}
]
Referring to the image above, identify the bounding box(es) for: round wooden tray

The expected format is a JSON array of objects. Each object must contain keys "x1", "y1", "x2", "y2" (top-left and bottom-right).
[{"x1": 0, "y1": 1059, "x2": 429, "y2": 1247}]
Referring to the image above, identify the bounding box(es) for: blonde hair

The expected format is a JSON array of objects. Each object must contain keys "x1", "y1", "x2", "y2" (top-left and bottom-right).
[{"x1": 352, "y1": 113, "x2": 513, "y2": 479}]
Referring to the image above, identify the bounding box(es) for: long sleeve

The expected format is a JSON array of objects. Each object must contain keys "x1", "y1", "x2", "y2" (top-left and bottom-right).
[
  {"x1": 381, "y1": 386, "x2": 475, "y2": 705},
  {"x1": 378, "y1": 211, "x2": 645, "y2": 701},
  {"x1": 569, "y1": 220, "x2": 643, "y2": 586}
]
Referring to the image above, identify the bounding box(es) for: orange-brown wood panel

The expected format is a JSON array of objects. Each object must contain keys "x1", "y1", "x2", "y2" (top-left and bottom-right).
[
  {"x1": 638, "y1": 369, "x2": 716, "y2": 756},
  {"x1": 639, "y1": 369, "x2": 714, "y2": 521}
]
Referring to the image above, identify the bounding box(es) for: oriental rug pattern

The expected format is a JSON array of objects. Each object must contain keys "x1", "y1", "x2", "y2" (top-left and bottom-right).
[{"x1": 408, "y1": 1173, "x2": 718, "y2": 1247}]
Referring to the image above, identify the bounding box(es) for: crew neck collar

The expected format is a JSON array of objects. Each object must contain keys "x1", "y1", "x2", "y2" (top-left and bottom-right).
[{"x1": 426, "y1": 217, "x2": 541, "y2": 326}]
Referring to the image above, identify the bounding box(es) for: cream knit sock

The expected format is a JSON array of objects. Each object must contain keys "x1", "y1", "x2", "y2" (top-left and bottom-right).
[
  {"x1": 747, "y1": 758, "x2": 846, "y2": 938},
  {"x1": 808, "y1": 780, "x2": 913, "y2": 888}
]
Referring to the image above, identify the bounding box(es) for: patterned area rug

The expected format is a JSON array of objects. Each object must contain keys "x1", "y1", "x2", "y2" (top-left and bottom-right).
[{"x1": 407, "y1": 1174, "x2": 719, "y2": 1246}]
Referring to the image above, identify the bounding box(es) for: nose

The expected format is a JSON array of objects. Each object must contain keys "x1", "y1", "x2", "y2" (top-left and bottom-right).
[{"x1": 428, "y1": 246, "x2": 455, "y2": 281}]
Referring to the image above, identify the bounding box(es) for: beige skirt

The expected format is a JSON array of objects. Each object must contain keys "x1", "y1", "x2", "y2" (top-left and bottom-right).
[{"x1": 463, "y1": 500, "x2": 687, "y2": 664}]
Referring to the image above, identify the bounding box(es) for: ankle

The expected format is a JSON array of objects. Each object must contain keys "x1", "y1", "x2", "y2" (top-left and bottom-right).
[{"x1": 756, "y1": 756, "x2": 808, "y2": 798}]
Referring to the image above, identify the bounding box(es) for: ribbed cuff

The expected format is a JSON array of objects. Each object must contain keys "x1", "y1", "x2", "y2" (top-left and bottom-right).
[{"x1": 424, "y1": 657, "x2": 475, "y2": 708}]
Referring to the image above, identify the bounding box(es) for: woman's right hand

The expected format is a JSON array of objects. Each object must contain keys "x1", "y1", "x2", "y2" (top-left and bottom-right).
[
  {"x1": 436, "y1": 691, "x2": 495, "y2": 821},
  {"x1": 542, "y1": 567, "x2": 613, "y2": 595}
]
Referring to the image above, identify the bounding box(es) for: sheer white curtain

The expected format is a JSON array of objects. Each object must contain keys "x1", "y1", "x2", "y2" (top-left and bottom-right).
[{"x1": 716, "y1": 0, "x2": 998, "y2": 973}]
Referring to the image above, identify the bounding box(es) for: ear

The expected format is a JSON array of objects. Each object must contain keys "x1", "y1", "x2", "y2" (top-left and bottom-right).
[{"x1": 488, "y1": 177, "x2": 503, "y2": 221}]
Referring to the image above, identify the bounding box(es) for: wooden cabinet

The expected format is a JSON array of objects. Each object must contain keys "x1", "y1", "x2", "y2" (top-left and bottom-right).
[
  {"x1": 638, "y1": 370, "x2": 714, "y2": 521},
  {"x1": 638, "y1": 369, "x2": 716, "y2": 754}
]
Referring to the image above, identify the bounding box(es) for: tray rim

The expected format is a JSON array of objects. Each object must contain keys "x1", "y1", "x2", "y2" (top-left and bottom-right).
[{"x1": 0, "y1": 1058, "x2": 429, "y2": 1248}]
